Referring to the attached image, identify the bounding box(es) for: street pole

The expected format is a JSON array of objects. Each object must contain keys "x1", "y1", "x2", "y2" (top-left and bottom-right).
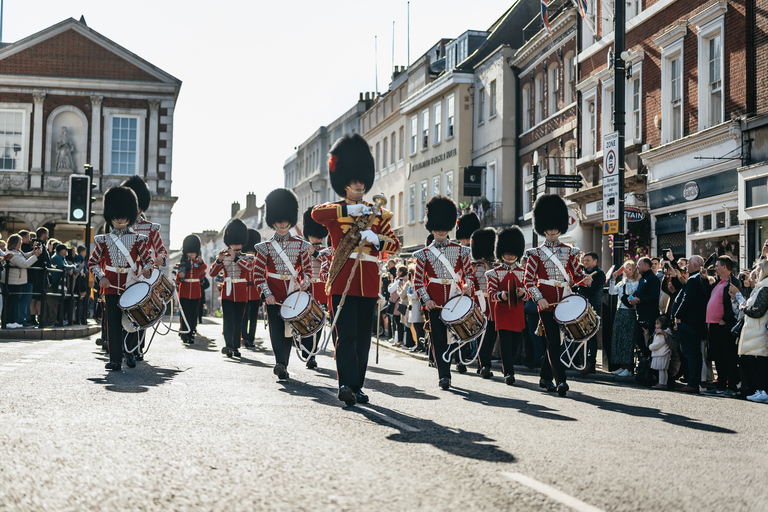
[
  {"x1": 84, "y1": 164, "x2": 94, "y2": 260},
  {"x1": 532, "y1": 151, "x2": 540, "y2": 247},
  {"x1": 613, "y1": 0, "x2": 626, "y2": 269}
]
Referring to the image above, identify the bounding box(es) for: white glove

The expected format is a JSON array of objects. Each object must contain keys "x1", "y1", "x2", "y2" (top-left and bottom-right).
[
  {"x1": 347, "y1": 204, "x2": 367, "y2": 217},
  {"x1": 361, "y1": 230, "x2": 380, "y2": 248}
]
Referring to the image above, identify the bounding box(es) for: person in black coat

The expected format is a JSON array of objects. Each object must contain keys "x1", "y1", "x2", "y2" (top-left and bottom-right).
[
  {"x1": 629, "y1": 257, "x2": 661, "y2": 357},
  {"x1": 671, "y1": 255, "x2": 712, "y2": 393}
]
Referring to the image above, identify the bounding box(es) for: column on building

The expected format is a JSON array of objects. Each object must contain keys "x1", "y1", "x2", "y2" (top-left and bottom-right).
[
  {"x1": 89, "y1": 95, "x2": 103, "y2": 191},
  {"x1": 30, "y1": 93, "x2": 46, "y2": 189},
  {"x1": 147, "y1": 99, "x2": 160, "y2": 195}
]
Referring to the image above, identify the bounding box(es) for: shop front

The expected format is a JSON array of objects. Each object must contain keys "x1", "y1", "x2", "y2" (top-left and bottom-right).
[{"x1": 739, "y1": 162, "x2": 768, "y2": 269}]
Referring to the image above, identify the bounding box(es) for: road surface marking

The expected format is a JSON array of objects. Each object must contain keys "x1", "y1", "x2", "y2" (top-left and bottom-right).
[
  {"x1": 503, "y1": 472, "x2": 605, "y2": 512},
  {"x1": 0, "y1": 366, "x2": 18, "y2": 371},
  {"x1": 318, "y1": 387, "x2": 420, "y2": 432}
]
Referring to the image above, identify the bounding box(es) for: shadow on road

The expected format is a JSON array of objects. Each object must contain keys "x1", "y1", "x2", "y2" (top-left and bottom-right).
[
  {"x1": 229, "y1": 354, "x2": 272, "y2": 369},
  {"x1": 87, "y1": 363, "x2": 182, "y2": 393},
  {"x1": 366, "y1": 365, "x2": 404, "y2": 376},
  {"x1": 448, "y1": 385, "x2": 576, "y2": 422},
  {"x1": 568, "y1": 390, "x2": 737, "y2": 434},
  {"x1": 181, "y1": 334, "x2": 219, "y2": 353}
]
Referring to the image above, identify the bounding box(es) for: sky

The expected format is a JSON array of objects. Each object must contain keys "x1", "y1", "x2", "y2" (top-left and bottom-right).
[{"x1": 4, "y1": 0, "x2": 510, "y2": 248}]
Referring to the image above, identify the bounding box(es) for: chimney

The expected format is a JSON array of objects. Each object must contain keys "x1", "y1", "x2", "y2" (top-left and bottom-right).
[
  {"x1": 359, "y1": 92, "x2": 364, "y2": 101},
  {"x1": 246, "y1": 192, "x2": 256, "y2": 210},
  {"x1": 365, "y1": 92, "x2": 370, "y2": 100},
  {"x1": 231, "y1": 201, "x2": 240, "y2": 219}
]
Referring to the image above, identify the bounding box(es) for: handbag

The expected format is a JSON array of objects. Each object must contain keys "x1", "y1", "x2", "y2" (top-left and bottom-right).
[
  {"x1": 634, "y1": 354, "x2": 657, "y2": 387},
  {"x1": 397, "y1": 303, "x2": 408, "y2": 315},
  {"x1": 385, "y1": 301, "x2": 396, "y2": 315},
  {"x1": 731, "y1": 310, "x2": 744, "y2": 337}
]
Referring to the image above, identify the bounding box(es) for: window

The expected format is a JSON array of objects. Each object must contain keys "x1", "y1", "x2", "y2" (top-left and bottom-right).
[
  {"x1": 606, "y1": 86, "x2": 615, "y2": 133},
  {"x1": 420, "y1": 180, "x2": 428, "y2": 221},
  {"x1": 434, "y1": 102, "x2": 442, "y2": 144},
  {"x1": 432, "y1": 175, "x2": 440, "y2": 198},
  {"x1": 657, "y1": 26, "x2": 686, "y2": 143},
  {"x1": 109, "y1": 116, "x2": 138, "y2": 175},
  {"x1": 694, "y1": 5, "x2": 726, "y2": 130},
  {"x1": 716, "y1": 211, "x2": 726, "y2": 230},
  {"x1": 583, "y1": 0, "x2": 597, "y2": 48},
  {"x1": 690, "y1": 216, "x2": 700, "y2": 234},
  {"x1": 445, "y1": 171, "x2": 454, "y2": 197},
  {"x1": 566, "y1": 52, "x2": 576, "y2": 104},
  {"x1": 548, "y1": 150, "x2": 560, "y2": 177},
  {"x1": 522, "y1": 84, "x2": 531, "y2": 131},
  {"x1": 565, "y1": 142, "x2": 577, "y2": 174},
  {"x1": 730, "y1": 210, "x2": 739, "y2": 227},
  {"x1": 383, "y1": 139, "x2": 388, "y2": 171},
  {"x1": 486, "y1": 163, "x2": 496, "y2": 203},
  {"x1": 707, "y1": 35, "x2": 723, "y2": 127},
  {"x1": 549, "y1": 63, "x2": 559, "y2": 115},
  {"x1": 447, "y1": 45, "x2": 456, "y2": 70},
  {"x1": 0, "y1": 110, "x2": 24, "y2": 171},
  {"x1": 408, "y1": 184, "x2": 416, "y2": 223},
  {"x1": 399, "y1": 127, "x2": 404, "y2": 160},
  {"x1": 631, "y1": 77, "x2": 641, "y2": 141},
  {"x1": 626, "y1": 0, "x2": 641, "y2": 21},
  {"x1": 398, "y1": 191, "x2": 403, "y2": 227},
  {"x1": 478, "y1": 87, "x2": 485, "y2": 125},
  {"x1": 410, "y1": 116, "x2": 417, "y2": 154},
  {"x1": 588, "y1": 99, "x2": 597, "y2": 156},
  {"x1": 702, "y1": 213, "x2": 712, "y2": 231},
  {"x1": 490, "y1": 80, "x2": 497, "y2": 118},
  {"x1": 523, "y1": 163, "x2": 533, "y2": 215},
  {"x1": 375, "y1": 142, "x2": 380, "y2": 173},
  {"x1": 446, "y1": 95, "x2": 455, "y2": 138},
  {"x1": 421, "y1": 109, "x2": 429, "y2": 149},
  {"x1": 535, "y1": 74, "x2": 543, "y2": 124},
  {"x1": 670, "y1": 56, "x2": 682, "y2": 141}
]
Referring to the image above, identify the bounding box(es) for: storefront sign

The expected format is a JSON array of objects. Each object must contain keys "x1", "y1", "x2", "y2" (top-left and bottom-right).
[
  {"x1": 410, "y1": 148, "x2": 458, "y2": 172},
  {"x1": 586, "y1": 199, "x2": 603, "y2": 216},
  {"x1": 683, "y1": 181, "x2": 700, "y2": 201},
  {"x1": 625, "y1": 206, "x2": 645, "y2": 222},
  {"x1": 463, "y1": 166, "x2": 482, "y2": 196}
]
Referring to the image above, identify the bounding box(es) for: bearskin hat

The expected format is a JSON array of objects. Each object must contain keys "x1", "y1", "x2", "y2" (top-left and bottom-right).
[
  {"x1": 223, "y1": 218, "x2": 248, "y2": 247},
  {"x1": 456, "y1": 212, "x2": 481, "y2": 241},
  {"x1": 245, "y1": 229, "x2": 261, "y2": 253},
  {"x1": 265, "y1": 188, "x2": 299, "y2": 228},
  {"x1": 103, "y1": 186, "x2": 139, "y2": 228},
  {"x1": 302, "y1": 207, "x2": 328, "y2": 240},
  {"x1": 120, "y1": 176, "x2": 151, "y2": 212},
  {"x1": 328, "y1": 134, "x2": 375, "y2": 198},
  {"x1": 533, "y1": 194, "x2": 569, "y2": 236},
  {"x1": 424, "y1": 195, "x2": 458, "y2": 232},
  {"x1": 496, "y1": 226, "x2": 526, "y2": 261},
  {"x1": 471, "y1": 228, "x2": 496, "y2": 262},
  {"x1": 182, "y1": 234, "x2": 202, "y2": 255}
]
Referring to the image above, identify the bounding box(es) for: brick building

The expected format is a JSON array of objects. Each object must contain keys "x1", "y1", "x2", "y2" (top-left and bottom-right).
[{"x1": 0, "y1": 18, "x2": 181, "y2": 246}]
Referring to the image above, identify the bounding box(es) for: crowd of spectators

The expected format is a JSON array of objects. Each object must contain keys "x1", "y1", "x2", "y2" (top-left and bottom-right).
[{"x1": 0, "y1": 228, "x2": 93, "y2": 329}]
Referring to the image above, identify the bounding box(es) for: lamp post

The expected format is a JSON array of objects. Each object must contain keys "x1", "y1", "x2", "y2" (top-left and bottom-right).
[{"x1": 532, "y1": 150, "x2": 540, "y2": 247}]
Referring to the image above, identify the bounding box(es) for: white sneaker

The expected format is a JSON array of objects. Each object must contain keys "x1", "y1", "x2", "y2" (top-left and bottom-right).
[
  {"x1": 747, "y1": 390, "x2": 763, "y2": 401},
  {"x1": 617, "y1": 369, "x2": 633, "y2": 377},
  {"x1": 6, "y1": 322, "x2": 21, "y2": 328},
  {"x1": 748, "y1": 390, "x2": 768, "y2": 403},
  {"x1": 611, "y1": 368, "x2": 625, "y2": 375}
]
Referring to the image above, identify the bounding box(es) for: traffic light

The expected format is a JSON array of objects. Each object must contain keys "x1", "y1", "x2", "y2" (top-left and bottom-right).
[{"x1": 68, "y1": 174, "x2": 91, "y2": 224}]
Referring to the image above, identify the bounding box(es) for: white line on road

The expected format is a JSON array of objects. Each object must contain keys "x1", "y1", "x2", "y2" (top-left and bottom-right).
[
  {"x1": 0, "y1": 366, "x2": 18, "y2": 371},
  {"x1": 317, "y1": 388, "x2": 420, "y2": 432},
  {"x1": 502, "y1": 472, "x2": 605, "y2": 512}
]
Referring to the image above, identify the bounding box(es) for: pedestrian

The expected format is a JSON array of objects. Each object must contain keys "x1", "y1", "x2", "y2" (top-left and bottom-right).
[
  {"x1": 3, "y1": 234, "x2": 42, "y2": 328},
  {"x1": 405, "y1": 267, "x2": 426, "y2": 352},
  {"x1": 629, "y1": 256, "x2": 661, "y2": 357},
  {"x1": 649, "y1": 315, "x2": 675, "y2": 389},
  {"x1": 575, "y1": 251, "x2": 605, "y2": 375},
  {"x1": 50, "y1": 243, "x2": 76, "y2": 326},
  {"x1": 608, "y1": 260, "x2": 640, "y2": 377},
  {"x1": 29, "y1": 227, "x2": 51, "y2": 327},
  {"x1": 672, "y1": 255, "x2": 712, "y2": 394},
  {"x1": 738, "y1": 259, "x2": 768, "y2": 403},
  {"x1": 387, "y1": 265, "x2": 408, "y2": 347}
]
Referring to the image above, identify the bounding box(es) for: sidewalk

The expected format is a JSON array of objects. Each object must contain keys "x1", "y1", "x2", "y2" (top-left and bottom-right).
[{"x1": 0, "y1": 321, "x2": 101, "y2": 341}]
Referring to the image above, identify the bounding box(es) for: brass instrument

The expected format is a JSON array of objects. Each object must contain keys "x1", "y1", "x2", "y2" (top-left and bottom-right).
[{"x1": 325, "y1": 193, "x2": 387, "y2": 295}]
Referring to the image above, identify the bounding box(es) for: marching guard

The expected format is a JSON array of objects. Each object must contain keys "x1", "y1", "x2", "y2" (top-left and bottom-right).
[
  {"x1": 88, "y1": 186, "x2": 153, "y2": 371},
  {"x1": 121, "y1": 176, "x2": 168, "y2": 360},
  {"x1": 175, "y1": 234, "x2": 207, "y2": 344},
  {"x1": 413, "y1": 196, "x2": 476, "y2": 390},
  {"x1": 486, "y1": 226, "x2": 528, "y2": 385},
  {"x1": 524, "y1": 194, "x2": 591, "y2": 396},
  {"x1": 302, "y1": 207, "x2": 330, "y2": 369},
  {"x1": 454, "y1": 212, "x2": 481, "y2": 372},
  {"x1": 209, "y1": 218, "x2": 252, "y2": 358},
  {"x1": 312, "y1": 134, "x2": 400, "y2": 406},
  {"x1": 470, "y1": 227, "x2": 498, "y2": 379},
  {"x1": 241, "y1": 228, "x2": 262, "y2": 348},
  {"x1": 253, "y1": 188, "x2": 312, "y2": 380}
]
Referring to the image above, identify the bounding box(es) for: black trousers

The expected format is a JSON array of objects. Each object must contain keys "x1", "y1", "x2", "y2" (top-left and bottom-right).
[
  {"x1": 241, "y1": 299, "x2": 261, "y2": 342},
  {"x1": 331, "y1": 294, "x2": 376, "y2": 391},
  {"x1": 301, "y1": 329, "x2": 322, "y2": 361},
  {"x1": 266, "y1": 303, "x2": 293, "y2": 366},
  {"x1": 538, "y1": 310, "x2": 566, "y2": 385},
  {"x1": 708, "y1": 322, "x2": 739, "y2": 391},
  {"x1": 427, "y1": 309, "x2": 453, "y2": 380},
  {"x1": 392, "y1": 314, "x2": 405, "y2": 342},
  {"x1": 222, "y1": 299, "x2": 246, "y2": 351},
  {"x1": 105, "y1": 295, "x2": 135, "y2": 364},
  {"x1": 498, "y1": 330, "x2": 522, "y2": 377},
  {"x1": 180, "y1": 298, "x2": 199, "y2": 335},
  {"x1": 478, "y1": 320, "x2": 497, "y2": 368}
]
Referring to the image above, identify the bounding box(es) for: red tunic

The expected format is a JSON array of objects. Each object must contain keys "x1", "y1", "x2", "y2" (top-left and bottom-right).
[
  {"x1": 487, "y1": 262, "x2": 527, "y2": 332},
  {"x1": 252, "y1": 233, "x2": 312, "y2": 303},
  {"x1": 472, "y1": 259, "x2": 494, "y2": 321},
  {"x1": 524, "y1": 241, "x2": 585, "y2": 312},
  {"x1": 309, "y1": 247, "x2": 329, "y2": 305},
  {"x1": 88, "y1": 229, "x2": 153, "y2": 296},
  {"x1": 174, "y1": 258, "x2": 207, "y2": 300},
  {"x1": 209, "y1": 252, "x2": 253, "y2": 303},
  {"x1": 133, "y1": 216, "x2": 168, "y2": 267},
  {"x1": 413, "y1": 240, "x2": 475, "y2": 307},
  {"x1": 311, "y1": 199, "x2": 399, "y2": 298}
]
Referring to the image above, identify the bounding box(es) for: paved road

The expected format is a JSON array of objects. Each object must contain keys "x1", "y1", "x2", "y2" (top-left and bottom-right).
[{"x1": 0, "y1": 318, "x2": 766, "y2": 512}]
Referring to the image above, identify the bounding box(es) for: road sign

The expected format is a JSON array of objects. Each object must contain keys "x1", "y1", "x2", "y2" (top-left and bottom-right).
[
  {"x1": 603, "y1": 131, "x2": 618, "y2": 178},
  {"x1": 603, "y1": 174, "x2": 620, "y2": 221},
  {"x1": 603, "y1": 220, "x2": 619, "y2": 234}
]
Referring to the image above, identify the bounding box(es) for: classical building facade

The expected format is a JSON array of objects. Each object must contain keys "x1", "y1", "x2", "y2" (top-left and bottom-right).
[{"x1": 0, "y1": 17, "x2": 181, "y2": 245}]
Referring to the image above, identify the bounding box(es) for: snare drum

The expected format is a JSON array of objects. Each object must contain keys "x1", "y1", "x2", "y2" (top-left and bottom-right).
[
  {"x1": 553, "y1": 294, "x2": 598, "y2": 341},
  {"x1": 140, "y1": 268, "x2": 174, "y2": 304},
  {"x1": 119, "y1": 281, "x2": 165, "y2": 330},
  {"x1": 279, "y1": 291, "x2": 325, "y2": 338},
  {"x1": 440, "y1": 295, "x2": 487, "y2": 342}
]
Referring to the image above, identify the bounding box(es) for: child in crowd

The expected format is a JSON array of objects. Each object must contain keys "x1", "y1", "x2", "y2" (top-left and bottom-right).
[{"x1": 649, "y1": 315, "x2": 674, "y2": 389}]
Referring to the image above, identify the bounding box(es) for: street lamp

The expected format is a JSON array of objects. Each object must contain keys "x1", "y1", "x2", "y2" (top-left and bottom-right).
[{"x1": 532, "y1": 150, "x2": 540, "y2": 247}]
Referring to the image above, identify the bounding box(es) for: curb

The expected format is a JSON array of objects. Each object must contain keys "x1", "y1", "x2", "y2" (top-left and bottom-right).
[{"x1": 0, "y1": 324, "x2": 101, "y2": 341}]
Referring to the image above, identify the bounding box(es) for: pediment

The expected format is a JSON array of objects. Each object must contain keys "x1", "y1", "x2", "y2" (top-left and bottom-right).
[{"x1": 0, "y1": 18, "x2": 179, "y2": 85}]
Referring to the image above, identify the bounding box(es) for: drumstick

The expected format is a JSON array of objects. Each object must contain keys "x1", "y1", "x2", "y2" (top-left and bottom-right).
[
  {"x1": 572, "y1": 271, "x2": 598, "y2": 288},
  {"x1": 109, "y1": 284, "x2": 125, "y2": 291},
  {"x1": 507, "y1": 282, "x2": 511, "y2": 308}
]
